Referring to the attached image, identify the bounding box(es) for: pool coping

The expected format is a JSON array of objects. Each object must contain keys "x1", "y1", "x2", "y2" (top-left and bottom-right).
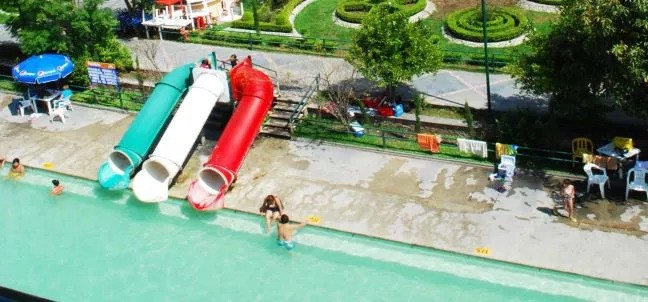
[{"x1": 19, "y1": 163, "x2": 646, "y2": 290}]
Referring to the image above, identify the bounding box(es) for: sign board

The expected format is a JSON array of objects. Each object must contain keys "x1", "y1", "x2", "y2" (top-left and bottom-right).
[{"x1": 86, "y1": 61, "x2": 120, "y2": 87}]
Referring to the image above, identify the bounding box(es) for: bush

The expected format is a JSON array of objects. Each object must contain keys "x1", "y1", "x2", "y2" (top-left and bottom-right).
[
  {"x1": 445, "y1": 7, "x2": 528, "y2": 42},
  {"x1": 336, "y1": 0, "x2": 426, "y2": 24},
  {"x1": 232, "y1": 0, "x2": 306, "y2": 32},
  {"x1": 528, "y1": 0, "x2": 562, "y2": 5}
]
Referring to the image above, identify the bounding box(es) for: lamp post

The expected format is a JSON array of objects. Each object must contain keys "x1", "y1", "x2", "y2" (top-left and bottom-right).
[{"x1": 480, "y1": 0, "x2": 492, "y2": 112}]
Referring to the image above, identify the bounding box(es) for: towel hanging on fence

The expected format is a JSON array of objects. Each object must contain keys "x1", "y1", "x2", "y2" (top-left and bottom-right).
[
  {"x1": 495, "y1": 143, "x2": 519, "y2": 159},
  {"x1": 417, "y1": 133, "x2": 442, "y2": 153},
  {"x1": 457, "y1": 138, "x2": 488, "y2": 158}
]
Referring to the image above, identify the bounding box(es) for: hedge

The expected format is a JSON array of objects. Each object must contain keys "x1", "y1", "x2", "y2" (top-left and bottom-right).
[
  {"x1": 335, "y1": 0, "x2": 426, "y2": 24},
  {"x1": 528, "y1": 0, "x2": 562, "y2": 5},
  {"x1": 232, "y1": 0, "x2": 307, "y2": 32},
  {"x1": 445, "y1": 7, "x2": 528, "y2": 42}
]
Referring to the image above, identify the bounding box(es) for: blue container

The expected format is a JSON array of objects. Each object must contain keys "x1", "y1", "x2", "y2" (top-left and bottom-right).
[
  {"x1": 393, "y1": 104, "x2": 404, "y2": 117},
  {"x1": 349, "y1": 122, "x2": 365, "y2": 138}
]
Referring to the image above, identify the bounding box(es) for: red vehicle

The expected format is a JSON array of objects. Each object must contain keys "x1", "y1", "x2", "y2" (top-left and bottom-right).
[{"x1": 362, "y1": 95, "x2": 394, "y2": 117}]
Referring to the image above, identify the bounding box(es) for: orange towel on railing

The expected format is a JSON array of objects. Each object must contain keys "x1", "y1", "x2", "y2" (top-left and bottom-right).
[
  {"x1": 417, "y1": 134, "x2": 441, "y2": 153},
  {"x1": 582, "y1": 153, "x2": 618, "y2": 170}
]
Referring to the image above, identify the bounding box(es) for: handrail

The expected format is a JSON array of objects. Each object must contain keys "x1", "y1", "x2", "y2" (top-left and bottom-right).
[{"x1": 288, "y1": 74, "x2": 319, "y2": 131}]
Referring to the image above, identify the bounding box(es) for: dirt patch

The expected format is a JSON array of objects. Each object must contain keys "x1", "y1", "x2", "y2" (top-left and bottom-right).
[{"x1": 433, "y1": 0, "x2": 518, "y2": 17}]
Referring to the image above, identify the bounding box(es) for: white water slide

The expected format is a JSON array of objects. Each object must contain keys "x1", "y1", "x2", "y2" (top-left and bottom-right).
[{"x1": 132, "y1": 68, "x2": 229, "y2": 202}]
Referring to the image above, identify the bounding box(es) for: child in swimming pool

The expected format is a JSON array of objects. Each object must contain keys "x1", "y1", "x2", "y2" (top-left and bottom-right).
[
  {"x1": 277, "y1": 214, "x2": 307, "y2": 250},
  {"x1": 51, "y1": 179, "x2": 64, "y2": 195},
  {"x1": 9, "y1": 158, "x2": 24, "y2": 177}
]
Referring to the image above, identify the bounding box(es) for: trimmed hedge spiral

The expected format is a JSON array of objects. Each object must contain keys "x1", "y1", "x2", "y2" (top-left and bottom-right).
[
  {"x1": 335, "y1": 0, "x2": 427, "y2": 24},
  {"x1": 445, "y1": 7, "x2": 528, "y2": 42}
]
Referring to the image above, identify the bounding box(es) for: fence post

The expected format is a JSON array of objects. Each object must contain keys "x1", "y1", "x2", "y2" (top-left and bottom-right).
[
  {"x1": 119, "y1": 89, "x2": 124, "y2": 109},
  {"x1": 381, "y1": 129, "x2": 386, "y2": 148},
  {"x1": 248, "y1": 33, "x2": 253, "y2": 50}
]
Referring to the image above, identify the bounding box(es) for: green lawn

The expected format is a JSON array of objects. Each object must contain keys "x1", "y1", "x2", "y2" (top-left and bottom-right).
[
  {"x1": 0, "y1": 12, "x2": 12, "y2": 24},
  {"x1": 294, "y1": 0, "x2": 355, "y2": 41},
  {"x1": 294, "y1": 2, "x2": 557, "y2": 59}
]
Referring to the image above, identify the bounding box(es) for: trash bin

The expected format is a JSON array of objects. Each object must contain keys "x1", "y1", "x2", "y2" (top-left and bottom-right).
[{"x1": 349, "y1": 121, "x2": 365, "y2": 138}]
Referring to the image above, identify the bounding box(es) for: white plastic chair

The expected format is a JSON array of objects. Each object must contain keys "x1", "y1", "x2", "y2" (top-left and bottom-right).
[
  {"x1": 583, "y1": 163, "x2": 610, "y2": 198},
  {"x1": 50, "y1": 102, "x2": 69, "y2": 124},
  {"x1": 625, "y1": 168, "x2": 648, "y2": 201},
  {"x1": 497, "y1": 155, "x2": 516, "y2": 181},
  {"x1": 14, "y1": 97, "x2": 34, "y2": 116}
]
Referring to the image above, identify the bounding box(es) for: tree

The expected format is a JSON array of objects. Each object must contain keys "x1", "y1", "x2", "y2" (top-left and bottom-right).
[
  {"x1": 2, "y1": 0, "x2": 132, "y2": 85},
  {"x1": 510, "y1": 0, "x2": 648, "y2": 118},
  {"x1": 123, "y1": 0, "x2": 155, "y2": 15},
  {"x1": 347, "y1": 3, "x2": 443, "y2": 101}
]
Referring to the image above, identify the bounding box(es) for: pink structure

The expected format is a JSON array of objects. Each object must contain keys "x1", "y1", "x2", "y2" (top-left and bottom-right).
[{"x1": 187, "y1": 57, "x2": 274, "y2": 210}]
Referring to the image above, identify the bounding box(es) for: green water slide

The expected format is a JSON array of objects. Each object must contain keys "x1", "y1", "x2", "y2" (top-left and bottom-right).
[{"x1": 97, "y1": 64, "x2": 193, "y2": 190}]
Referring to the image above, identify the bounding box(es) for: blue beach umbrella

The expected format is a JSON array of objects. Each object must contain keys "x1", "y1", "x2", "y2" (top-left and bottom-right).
[{"x1": 12, "y1": 54, "x2": 75, "y2": 84}]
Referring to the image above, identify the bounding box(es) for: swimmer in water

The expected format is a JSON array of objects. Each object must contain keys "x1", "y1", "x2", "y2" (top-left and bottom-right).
[
  {"x1": 9, "y1": 158, "x2": 24, "y2": 177},
  {"x1": 51, "y1": 179, "x2": 64, "y2": 195},
  {"x1": 277, "y1": 214, "x2": 308, "y2": 250}
]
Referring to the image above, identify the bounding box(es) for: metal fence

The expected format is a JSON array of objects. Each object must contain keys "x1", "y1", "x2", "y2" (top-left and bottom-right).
[
  {"x1": 160, "y1": 28, "x2": 518, "y2": 70},
  {"x1": 295, "y1": 117, "x2": 578, "y2": 173},
  {"x1": 0, "y1": 74, "x2": 148, "y2": 112}
]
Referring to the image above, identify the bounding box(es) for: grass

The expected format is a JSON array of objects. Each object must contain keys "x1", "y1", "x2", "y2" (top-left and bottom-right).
[
  {"x1": 295, "y1": 115, "x2": 580, "y2": 174},
  {"x1": 294, "y1": 0, "x2": 355, "y2": 41},
  {"x1": 0, "y1": 12, "x2": 13, "y2": 24},
  {"x1": 420, "y1": 105, "x2": 464, "y2": 119},
  {"x1": 295, "y1": 115, "x2": 491, "y2": 164}
]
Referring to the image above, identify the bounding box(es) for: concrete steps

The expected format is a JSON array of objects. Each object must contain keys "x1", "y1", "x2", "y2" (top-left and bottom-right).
[{"x1": 260, "y1": 98, "x2": 305, "y2": 139}]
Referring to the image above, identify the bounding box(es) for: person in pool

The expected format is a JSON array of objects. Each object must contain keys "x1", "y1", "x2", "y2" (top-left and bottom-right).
[
  {"x1": 9, "y1": 158, "x2": 24, "y2": 176},
  {"x1": 259, "y1": 195, "x2": 284, "y2": 233},
  {"x1": 51, "y1": 179, "x2": 64, "y2": 195},
  {"x1": 277, "y1": 214, "x2": 307, "y2": 250},
  {"x1": 0, "y1": 156, "x2": 5, "y2": 166}
]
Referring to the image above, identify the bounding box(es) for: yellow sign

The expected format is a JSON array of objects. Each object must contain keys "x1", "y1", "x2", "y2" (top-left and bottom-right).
[{"x1": 475, "y1": 247, "x2": 491, "y2": 255}]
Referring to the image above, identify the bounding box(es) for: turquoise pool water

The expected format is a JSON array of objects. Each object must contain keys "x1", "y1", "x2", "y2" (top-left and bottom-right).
[{"x1": 1, "y1": 168, "x2": 647, "y2": 301}]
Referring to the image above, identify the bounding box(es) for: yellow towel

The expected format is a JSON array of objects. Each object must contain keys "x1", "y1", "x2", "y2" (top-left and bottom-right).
[{"x1": 496, "y1": 143, "x2": 512, "y2": 159}]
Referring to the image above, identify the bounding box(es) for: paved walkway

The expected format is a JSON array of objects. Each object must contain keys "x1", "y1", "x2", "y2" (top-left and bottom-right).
[
  {"x1": 2, "y1": 92, "x2": 647, "y2": 286},
  {"x1": 123, "y1": 39, "x2": 550, "y2": 113}
]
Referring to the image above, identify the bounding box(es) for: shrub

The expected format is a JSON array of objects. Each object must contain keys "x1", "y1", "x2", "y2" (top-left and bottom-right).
[
  {"x1": 232, "y1": 0, "x2": 306, "y2": 32},
  {"x1": 336, "y1": 0, "x2": 426, "y2": 24},
  {"x1": 445, "y1": 7, "x2": 528, "y2": 42},
  {"x1": 528, "y1": 0, "x2": 562, "y2": 5}
]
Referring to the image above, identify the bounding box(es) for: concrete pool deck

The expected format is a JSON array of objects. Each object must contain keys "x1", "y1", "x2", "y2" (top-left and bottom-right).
[{"x1": 1, "y1": 93, "x2": 647, "y2": 287}]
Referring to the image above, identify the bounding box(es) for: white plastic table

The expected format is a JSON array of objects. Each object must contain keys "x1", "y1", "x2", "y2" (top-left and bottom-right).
[{"x1": 597, "y1": 142, "x2": 641, "y2": 179}]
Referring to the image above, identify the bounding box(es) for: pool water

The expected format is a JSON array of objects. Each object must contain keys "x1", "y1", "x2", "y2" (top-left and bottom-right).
[{"x1": 1, "y1": 168, "x2": 647, "y2": 301}]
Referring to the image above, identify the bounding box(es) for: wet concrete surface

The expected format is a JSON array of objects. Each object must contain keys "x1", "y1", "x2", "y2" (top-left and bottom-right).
[{"x1": 1, "y1": 92, "x2": 647, "y2": 286}]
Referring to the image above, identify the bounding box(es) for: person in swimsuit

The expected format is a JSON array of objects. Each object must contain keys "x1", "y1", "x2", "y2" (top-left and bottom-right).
[
  {"x1": 561, "y1": 179, "x2": 576, "y2": 222},
  {"x1": 51, "y1": 179, "x2": 64, "y2": 195},
  {"x1": 9, "y1": 158, "x2": 24, "y2": 177},
  {"x1": 277, "y1": 214, "x2": 307, "y2": 250},
  {"x1": 259, "y1": 195, "x2": 284, "y2": 233}
]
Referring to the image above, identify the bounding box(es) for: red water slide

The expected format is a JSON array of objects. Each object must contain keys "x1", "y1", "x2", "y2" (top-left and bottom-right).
[{"x1": 187, "y1": 57, "x2": 274, "y2": 210}]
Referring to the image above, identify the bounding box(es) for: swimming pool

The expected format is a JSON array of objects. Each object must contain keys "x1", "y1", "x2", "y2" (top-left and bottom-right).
[{"x1": 1, "y1": 167, "x2": 647, "y2": 301}]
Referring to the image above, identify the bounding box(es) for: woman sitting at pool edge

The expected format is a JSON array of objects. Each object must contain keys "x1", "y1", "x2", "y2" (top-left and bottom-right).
[
  {"x1": 51, "y1": 179, "x2": 64, "y2": 195},
  {"x1": 259, "y1": 195, "x2": 285, "y2": 233}
]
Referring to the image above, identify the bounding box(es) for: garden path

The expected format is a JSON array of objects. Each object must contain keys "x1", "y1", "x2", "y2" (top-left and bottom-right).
[
  {"x1": 518, "y1": 0, "x2": 560, "y2": 13},
  {"x1": 124, "y1": 39, "x2": 548, "y2": 113}
]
